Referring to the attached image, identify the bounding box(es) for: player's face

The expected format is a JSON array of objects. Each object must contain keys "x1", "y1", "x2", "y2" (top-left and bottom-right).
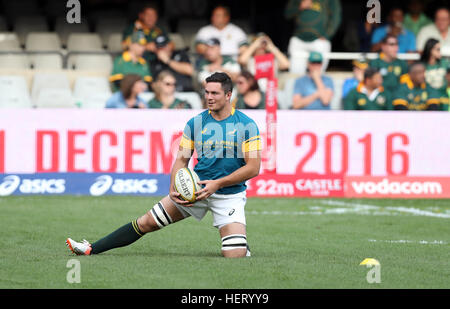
[{"x1": 204, "y1": 82, "x2": 230, "y2": 112}]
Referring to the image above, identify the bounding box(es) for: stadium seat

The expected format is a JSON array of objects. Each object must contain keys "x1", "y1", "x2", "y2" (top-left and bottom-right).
[
  {"x1": 278, "y1": 77, "x2": 297, "y2": 110},
  {"x1": 67, "y1": 33, "x2": 104, "y2": 52},
  {"x1": 168, "y1": 33, "x2": 186, "y2": 50},
  {"x1": 30, "y1": 53, "x2": 63, "y2": 70},
  {"x1": 0, "y1": 53, "x2": 30, "y2": 69},
  {"x1": 67, "y1": 53, "x2": 113, "y2": 73},
  {"x1": 54, "y1": 17, "x2": 90, "y2": 46},
  {"x1": 0, "y1": 32, "x2": 22, "y2": 51},
  {"x1": 73, "y1": 76, "x2": 112, "y2": 108},
  {"x1": 175, "y1": 92, "x2": 202, "y2": 109},
  {"x1": 25, "y1": 32, "x2": 61, "y2": 52},
  {"x1": 31, "y1": 72, "x2": 71, "y2": 102},
  {"x1": 138, "y1": 92, "x2": 154, "y2": 103},
  {"x1": 0, "y1": 75, "x2": 32, "y2": 108},
  {"x1": 34, "y1": 88, "x2": 75, "y2": 108},
  {"x1": 106, "y1": 33, "x2": 123, "y2": 53},
  {"x1": 14, "y1": 16, "x2": 49, "y2": 45}
]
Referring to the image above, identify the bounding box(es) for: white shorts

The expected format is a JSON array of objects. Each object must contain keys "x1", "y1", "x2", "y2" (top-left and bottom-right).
[{"x1": 170, "y1": 191, "x2": 247, "y2": 228}]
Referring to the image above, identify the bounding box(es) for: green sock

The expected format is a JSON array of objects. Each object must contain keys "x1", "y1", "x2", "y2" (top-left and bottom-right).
[{"x1": 90, "y1": 219, "x2": 144, "y2": 254}]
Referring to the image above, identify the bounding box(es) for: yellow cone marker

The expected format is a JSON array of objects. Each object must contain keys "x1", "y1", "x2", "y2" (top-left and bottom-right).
[{"x1": 360, "y1": 258, "x2": 380, "y2": 266}]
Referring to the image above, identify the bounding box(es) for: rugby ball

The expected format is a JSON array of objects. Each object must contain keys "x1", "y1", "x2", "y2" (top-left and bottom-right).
[{"x1": 174, "y1": 167, "x2": 201, "y2": 203}]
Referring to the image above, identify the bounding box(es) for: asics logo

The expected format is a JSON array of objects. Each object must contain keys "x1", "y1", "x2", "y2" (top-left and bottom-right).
[{"x1": 228, "y1": 208, "x2": 235, "y2": 216}]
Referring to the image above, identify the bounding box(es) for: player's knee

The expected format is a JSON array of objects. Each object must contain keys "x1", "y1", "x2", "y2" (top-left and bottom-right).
[
  {"x1": 221, "y1": 234, "x2": 248, "y2": 258},
  {"x1": 138, "y1": 202, "x2": 174, "y2": 233}
]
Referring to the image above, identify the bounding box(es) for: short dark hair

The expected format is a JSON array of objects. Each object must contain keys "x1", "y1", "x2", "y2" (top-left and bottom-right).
[
  {"x1": 205, "y1": 72, "x2": 233, "y2": 94},
  {"x1": 140, "y1": 2, "x2": 159, "y2": 14},
  {"x1": 364, "y1": 67, "x2": 380, "y2": 80},
  {"x1": 408, "y1": 61, "x2": 426, "y2": 73}
]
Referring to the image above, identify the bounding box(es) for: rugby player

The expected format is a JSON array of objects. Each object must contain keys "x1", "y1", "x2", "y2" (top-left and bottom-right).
[{"x1": 66, "y1": 72, "x2": 262, "y2": 258}]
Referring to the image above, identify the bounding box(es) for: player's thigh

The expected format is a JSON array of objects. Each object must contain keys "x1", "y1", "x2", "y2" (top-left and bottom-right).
[
  {"x1": 137, "y1": 196, "x2": 187, "y2": 233},
  {"x1": 219, "y1": 222, "x2": 248, "y2": 258}
]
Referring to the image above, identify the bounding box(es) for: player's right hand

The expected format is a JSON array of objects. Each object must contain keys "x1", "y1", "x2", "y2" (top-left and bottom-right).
[{"x1": 169, "y1": 186, "x2": 194, "y2": 207}]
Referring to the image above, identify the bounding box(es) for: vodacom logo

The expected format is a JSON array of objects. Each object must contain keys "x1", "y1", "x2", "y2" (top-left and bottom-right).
[{"x1": 351, "y1": 178, "x2": 442, "y2": 195}]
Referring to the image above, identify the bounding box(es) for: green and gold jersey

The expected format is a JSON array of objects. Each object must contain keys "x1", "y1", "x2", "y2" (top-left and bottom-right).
[
  {"x1": 392, "y1": 82, "x2": 441, "y2": 111},
  {"x1": 440, "y1": 87, "x2": 450, "y2": 111},
  {"x1": 343, "y1": 82, "x2": 392, "y2": 110},
  {"x1": 425, "y1": 58, "x2": 449, "y2": 93},
  {"x1": 109, "y1": 51, "x2": 152, "y2": 91},
  {"x1": 284, "y1": 0, "x2": 341, "y2": 41},
  {"x1": 369, "y1": 53, "x2": 409, "y2": 94}
]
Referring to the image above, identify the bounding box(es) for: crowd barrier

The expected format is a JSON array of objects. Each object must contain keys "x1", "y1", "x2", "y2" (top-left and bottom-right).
[{"x1": 1, "y1": 109, "x2": 449, "y2": 198}]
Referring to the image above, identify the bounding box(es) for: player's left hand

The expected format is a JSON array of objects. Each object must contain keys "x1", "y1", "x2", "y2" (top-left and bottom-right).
[{"x1": 195, "y1": 180, "x2": 221, "y2": 201}]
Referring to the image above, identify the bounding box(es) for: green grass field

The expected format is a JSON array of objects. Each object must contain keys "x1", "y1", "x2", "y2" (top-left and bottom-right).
[{"x1": 0, "y1": 196, "x2": 449, "y2": 289}]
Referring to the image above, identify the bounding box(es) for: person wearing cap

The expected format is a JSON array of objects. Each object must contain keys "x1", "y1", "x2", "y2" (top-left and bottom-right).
[
  {"x1": 196, "y1": 38, "x2": 241, "y2": 85},
  {"x1": 292, "y1": 51, "x2": 334, "y2": 110},
  {"x1": 369, "y1": 34, "x2": 409, "y2": 95},
  {"x1": 122, "y1": 3, "x2": 174, "y2": 62},
  {"x1": 150, "y1": 34, "x2": 195, "y2": 92},
  {"x1": 284, "y1": 0, "x2": 341, "y2": 75},
  {"x1": 110, "y1": 31, "x2": 153, "y2": 91},
  {"x1": 343, "y1": 67, "x2": 392, "y2": 111},
  {"x1": 342, "y1": 59, "x2": 368, "y2": 99},
  {"x1": 194, "y1": 5, "x2": 248, "y2": 58}
]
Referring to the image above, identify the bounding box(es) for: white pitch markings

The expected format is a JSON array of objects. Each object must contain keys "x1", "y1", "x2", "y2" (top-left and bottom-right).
[
  {"x1": 247, "y1": 200, "x2": 450, "y2": 218},
  {"x1": 368, "y1": 239, "x2": 448, "y2": 245}
]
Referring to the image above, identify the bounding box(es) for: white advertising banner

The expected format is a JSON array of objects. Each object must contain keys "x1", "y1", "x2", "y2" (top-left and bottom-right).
[{"x1": 0, "y1": 109, "x2": 448, "y2": 176}]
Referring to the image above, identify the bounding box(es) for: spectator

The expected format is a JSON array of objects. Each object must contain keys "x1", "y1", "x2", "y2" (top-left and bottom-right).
[
  {"x1": 238, "y1": 33, "x2": 290, "y2": 75},
  {"x1": 342, "y1": 58, "x2": 369, "y2": 99},
  {"x1": 284, "y1": 0, "x2": 342, "y2": 75},
  {"x1": 194, "y1": 5, "x2": 248, "y2": 58},
  {"x1": 110, "y1": 31, "x2": 153, "y2": 91},
  {"x1": 150, "y1": 34, "x2": 195, "y2": 92},
  {"x1": 440, "y1": 67, "x2": 450, "y2": 111},
  {"x1": 403, "y1": 0, "x2": 432, "y2": 37},
  {"x1": 196, "y1": 38, "x2": 241, "y2": 85},
  {"x1": 343, "y1": 67, "x2": 392, "y2": 110},
  {"x1": 392, "y1": 62, "x2": 441, "y2": 110},
  {"x1": 122, "y1": 2, "x2": 174, "y2": 62},
  {"x1": 420, "y1": 38, "x2": 449, "y2": 94},
  {"x1": 416, "y1": 7, "x2": 450, "y2": 53},
  {"x1": 232, "y1": 71, "x2": 266, "y2": 109},
  {"x1": 106, "y1": 74, "x2": 148, "y2": 109},
  {"x1": 292, "y1": 51, "x2": 334, "y2": 110},
  {"x1": 148, "y1": 70, "x2": 192, "y2": 109},
  {"x1": 369, "y1": 35, "x2": 409, "y2": 95},
  {"x1": 371, "y1": 6, "x2": 416, "y2": 53}
]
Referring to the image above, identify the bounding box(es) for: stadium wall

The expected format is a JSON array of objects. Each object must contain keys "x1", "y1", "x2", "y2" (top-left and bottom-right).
[{"x1": 1, "y1": 109, "x2": 449, "y2": 198}]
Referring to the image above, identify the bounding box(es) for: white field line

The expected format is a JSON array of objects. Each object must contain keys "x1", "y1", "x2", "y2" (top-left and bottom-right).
[
  {"x1": 247, "y1": 200, "x2": 450, "y2": 219},
  {"x1": 368, "y1": 239, "x2": 448, "y2": 245}
]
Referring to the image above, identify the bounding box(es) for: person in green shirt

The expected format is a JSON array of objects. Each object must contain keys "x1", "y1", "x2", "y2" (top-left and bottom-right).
[
  {"x1": 392, "y1": 62, "x2": 441, "y2": 111},
  {"x1": 343, "y1": 67, "x2": 392, "y2": 110},
  {"x1": 122, "y1": 3, "x2": 174, "y2": 63},
  {"x1": 440, "y1": 67, "x2": 450, "y2": 111},
  {"x1": 148, "y1": 70, "x2": 192, "y2": 109},
  {"x1": 403, "y1": 0, "x2": 432, "y2": 36},
  {"x1": 420, "y1": 38, "x2": 449, "y2": 95},
  {"x1": 232, "y1": 71, "x2": 266, "y2": 110},
  {"x1": 284, "y1": 0, "x2": 341, "y2": 74},
  {"x1": 369, "y1": 34, "x2": 409, "y2": 95},
  {"x1": 110, "y1": 31, "x2": 153, "y2": 92}
]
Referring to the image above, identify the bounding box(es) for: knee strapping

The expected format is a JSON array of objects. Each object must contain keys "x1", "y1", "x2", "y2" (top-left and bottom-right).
[
  {"x1": 221, "y1": 234, "x2": 247, "y2": 251},
  {"x1": 150, "y1": 202, "x2": 173, "y2": 229}
]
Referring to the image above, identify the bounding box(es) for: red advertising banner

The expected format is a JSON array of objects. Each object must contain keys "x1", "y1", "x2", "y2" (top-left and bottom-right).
[
  {"x1": 344, "y1": 176, "x2": 450, "y2": 198},
  {"x1": 246, "y1": 174, "x2": 344, "y2": 198}
]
